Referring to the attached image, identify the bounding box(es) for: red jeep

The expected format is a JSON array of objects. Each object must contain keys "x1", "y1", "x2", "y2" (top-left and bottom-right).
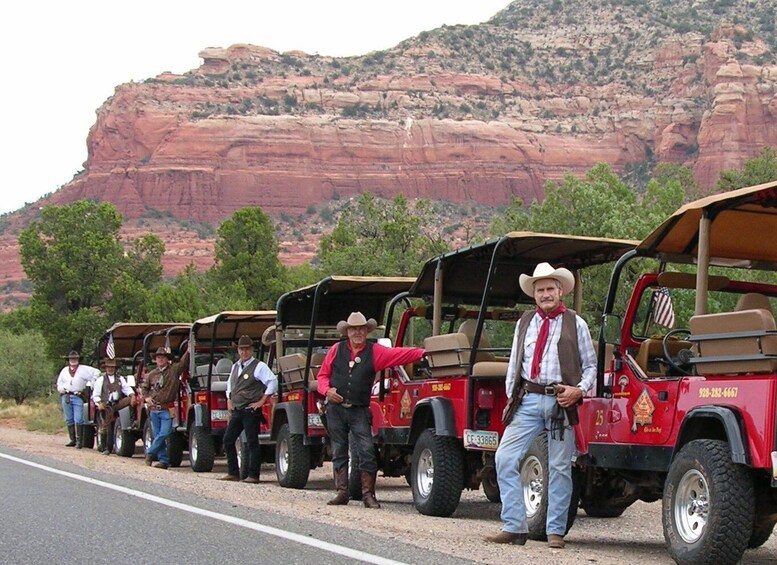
[
  {"x1": 375, "y1": 232, "x2": 636, "y2": 518},
  {"x1": 186, "y1": 311, "x2": 277, "y2": 474},
  {"x1": 270, "y1": 276, "x2": 416, "y2": 494},
  {"x1": 569, "y1": 182, "x2": 777, "y2": 564},
  {"x1": 90, "y1": 323, "x2": 189, "y2": 457}
]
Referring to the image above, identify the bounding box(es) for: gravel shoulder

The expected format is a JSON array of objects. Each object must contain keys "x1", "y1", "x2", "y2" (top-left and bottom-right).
[{"x1": 1, "y1": 425, "x2": 775, "y2": 564}]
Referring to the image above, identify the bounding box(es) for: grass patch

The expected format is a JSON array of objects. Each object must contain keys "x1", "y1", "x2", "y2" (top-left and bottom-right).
[{"x1": 0, "y1": 395, "x2": 64, "y2": 434}]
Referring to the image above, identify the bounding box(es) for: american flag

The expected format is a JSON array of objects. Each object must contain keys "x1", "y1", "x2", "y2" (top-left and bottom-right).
[
  {"x1": 164, "y1": 334, "x2": 172, "y2": 355},
  {"x1": 653, "y1": 287, "x2": 676, "y2": 328},
  {"x1": 106, "y1": 332, "x2": 115, "y2": 359}
]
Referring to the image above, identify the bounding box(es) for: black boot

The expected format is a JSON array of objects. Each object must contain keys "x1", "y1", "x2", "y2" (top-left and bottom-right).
[
  {"x1": 75, "y1": 425, "x2": 83, "y2": 449},
  {"x1": 327, "y1": 466, "x2": 349, "y2": 505},
  {"x1": 65, "y1": 425, "x2": 76, "y2": 447},
  {"x1": 100, "y1": 433, "x2": 110, "y2": 455}
]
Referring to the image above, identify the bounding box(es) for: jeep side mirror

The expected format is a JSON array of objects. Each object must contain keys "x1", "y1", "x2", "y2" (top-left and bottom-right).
[{"x1": 602, "y1": 314, "x2": 622, "y2": 345}]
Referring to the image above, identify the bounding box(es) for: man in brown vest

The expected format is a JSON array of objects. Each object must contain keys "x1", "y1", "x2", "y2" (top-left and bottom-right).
[
  {"x1": 91, "y1": 358, "x2": 135, "y2": 455},
  {"x1": 219, "y1": 335, "x2": 277, "y2": 483},
  {"x1": 317, "y1": 312, "x2": 425, "y2": 508},
  {"x1": 485, "y1": 263, "x2": 596, "y2": 549}
]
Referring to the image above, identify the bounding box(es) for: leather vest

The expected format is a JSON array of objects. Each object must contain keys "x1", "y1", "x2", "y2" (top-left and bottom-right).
[
  {"x1": 99, "y1": 374, "x2": 123, "y2": 404},
  {"x1": 228, "y1": 358, "x2": 267, "y2": 410},
  {"x1": 512, "y1": 309, "x2": 582, "y2": 389},
  {"x1": 330, "y1": 341, "x2": 375, "y2": 406}
]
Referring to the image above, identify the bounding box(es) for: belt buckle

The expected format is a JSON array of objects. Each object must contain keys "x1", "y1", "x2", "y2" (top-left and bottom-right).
[
  {"x1": 341, "y1": 401, "x2": 353, "y2": 408},
  {"x1": 544, "y1": 385, "x2": 557, "y2": 396}
]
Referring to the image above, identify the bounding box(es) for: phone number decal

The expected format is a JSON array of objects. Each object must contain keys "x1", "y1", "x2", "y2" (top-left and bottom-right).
[{"x1": 698, "y1": 386, "x2": 738, "y2": 399}]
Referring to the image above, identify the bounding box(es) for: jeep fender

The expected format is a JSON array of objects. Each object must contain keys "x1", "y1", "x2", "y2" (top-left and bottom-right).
[
  {"x1": 193, "y1": 403, "x2": 207, "y2": 428},
  {"x1": 410, "y1": 397, "x2": 457, "y2": 441},
  {"x1": 271, "y1": 402, "x2": 306, "y2": 438},
  {"x1": 675, "y1": 406, "x2": 750, "y2": 465},
  {"x1": 118, "y1": 406, "x2": 132, "y2": 431}
]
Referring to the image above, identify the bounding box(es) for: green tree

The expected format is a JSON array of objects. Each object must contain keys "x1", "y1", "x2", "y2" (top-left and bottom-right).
[
  {"x1": 19, "y1": 200, "x2": 124, "y2": 355},
  {"x1": 0, "y1": 330, "x2": 55, "y2": 404},
  {"x1": 718, "y1": 146, "x2": 777, "y2": 191},
  {"x1": 211, "y1": 207, "x2": 284, "y2": 309},
  {"x1": 124, "y1": 234, "x2": 165, "y2": 287},
  {"x1": 319, "y1": 193, "x2": 447, "y2": 276}
]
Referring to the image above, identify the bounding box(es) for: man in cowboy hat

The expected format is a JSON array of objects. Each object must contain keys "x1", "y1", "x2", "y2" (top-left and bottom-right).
[
  {"x1": 485, "y1": 262, "x2": 596, "y2": 549},
  {"x1": 140, "y1": 344, "x2": 189, "y2": 469},
  {"x1": 317, "y1": 311, "x2": 426, "y2": 508},
  {"x1": 91, "y1": 358, "x2": 135, "y2": 455},
  {"x1": 219, "y1": 335, "x2": 277, "y2": 483},
  {"x1": 56, "y1": 350, "x2": 100, "y2": 448}
]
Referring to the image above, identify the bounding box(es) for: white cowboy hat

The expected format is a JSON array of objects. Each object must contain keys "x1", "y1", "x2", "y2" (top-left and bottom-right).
[
  {"x1": 519, "y1": 262, "x2": 575, "y2": 296},
  {"x1": 336, "y1": 312, "x2": 378, "y2": 336}
]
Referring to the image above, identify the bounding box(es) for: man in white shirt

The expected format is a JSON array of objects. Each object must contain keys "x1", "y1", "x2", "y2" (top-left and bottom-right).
[
  {"x1": 91, "y1": 358, "x2": 135, "y2": 455},
  {"x1": 56, "y1": 351, "x2": 101, "y2": 448},
  {"x1": 485, "y1": 263, "x2": 596, "y2": 549},
  {"x1": 219, "y1": 335, "x2": 277, "y2": 483}
]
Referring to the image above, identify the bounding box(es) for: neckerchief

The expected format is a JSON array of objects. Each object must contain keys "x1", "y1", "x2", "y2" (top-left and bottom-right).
[{"x1": 530, "y1": 303, "x2": 567, "y2": 381}]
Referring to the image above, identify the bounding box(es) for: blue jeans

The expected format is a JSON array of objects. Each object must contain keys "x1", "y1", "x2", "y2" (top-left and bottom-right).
[
  {"x1": 147, "y1": 409, "x2": 172, "y2": 464},
  {"x1": 495, "y1": 392, "x2": 575, "y2": 536},
  {"x1": 326, "y1": 404, "x2": 376, "y2": 473},
  {"x1": 61, "y1": 394, "x2": 84, "y2": 426}
]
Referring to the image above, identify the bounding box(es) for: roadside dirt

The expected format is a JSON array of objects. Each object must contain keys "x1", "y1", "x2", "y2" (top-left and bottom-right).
[{"x1": 1, "y1": 426, "x2": 775, "y2": 565}]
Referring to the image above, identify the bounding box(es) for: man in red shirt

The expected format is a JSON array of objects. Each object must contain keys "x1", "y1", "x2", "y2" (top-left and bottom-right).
[{"x1": 317, "y1": 312, "x2": 425, "y2": 508}]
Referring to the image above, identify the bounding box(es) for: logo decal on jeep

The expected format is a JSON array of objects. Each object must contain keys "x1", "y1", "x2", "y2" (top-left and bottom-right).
[
  {"x1": 631, "y1": 388, "x2": 655, "y2": 432},
  {"x1": 400, "y1": 390, "x2": 412, "y2": 420}
]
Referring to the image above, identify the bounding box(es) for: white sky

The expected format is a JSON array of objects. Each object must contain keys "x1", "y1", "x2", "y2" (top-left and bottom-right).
[{"x1": 0, "y1": 0, "x2": 509, "y2": 216}]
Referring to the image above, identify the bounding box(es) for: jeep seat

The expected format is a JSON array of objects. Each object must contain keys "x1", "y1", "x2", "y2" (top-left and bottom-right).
[
  {"x1": 635, "y1": 338, "x2": 692, "y2": 377},
  {"x1": 278, "y1": 353, "x2": 307, "y2": 390},
  {"x1": 423, "y1": 333, "x2": 470, "y2": 378},
  {"x1": 213, "y1": 357, "x2": 233, "y2": 382},
  {"x1": 690, "y1": 309, "x2": 777, "y2": 375},
  {"x1": 457, "y1": 320, "x2": 496, "y2": 363}
]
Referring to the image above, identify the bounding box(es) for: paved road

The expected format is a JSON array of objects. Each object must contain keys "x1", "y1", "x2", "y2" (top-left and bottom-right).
[{"x1": 0, "y1": 447, "x2": 475, "y2": 565}]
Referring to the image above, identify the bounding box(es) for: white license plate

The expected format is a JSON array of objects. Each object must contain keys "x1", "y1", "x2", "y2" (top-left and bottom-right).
[
  {"x1": 210, "y1": 410, "x2": 229, "y2": 421},
  {"x1": 307, "y1": 413, "x2": 323, "y2": 428},
  {"x1": 464, "y1": 429, "x2": 499, "y2": 451}
]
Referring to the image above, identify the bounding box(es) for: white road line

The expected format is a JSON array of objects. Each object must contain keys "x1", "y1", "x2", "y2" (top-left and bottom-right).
[{"x1": 0, "y1": 452, "x2": 408, "y2": 565}]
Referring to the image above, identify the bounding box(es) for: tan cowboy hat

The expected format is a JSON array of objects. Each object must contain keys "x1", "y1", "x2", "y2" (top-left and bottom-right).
[
  {"x1": 519, "y1": 262, "x2": 575, "y2": 296},
  {"x1": 336, "y1": 312, "x2": 378, "y2": 336},
  {"x1": 153, "y1": 346, "x2": 174, "y2": 359}
]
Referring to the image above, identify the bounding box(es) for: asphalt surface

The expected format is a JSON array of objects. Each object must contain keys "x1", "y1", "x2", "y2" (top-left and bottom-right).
[{"x1": 0, "y1": 446, "x2": 476, "y2": 565}]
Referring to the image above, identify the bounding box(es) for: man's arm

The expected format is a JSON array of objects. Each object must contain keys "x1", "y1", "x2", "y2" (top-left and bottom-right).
[
  {"x1": 370, "y1": 344, "x2": 425, "y2": 373},
  {"x1": 56, "y1": 369, "x2": 67, "y2": 394},
  {"x1": 315, "y1": 344, "x2": 339, "y2": 396},
  {"x1": 91, "y1": 377, "x2": 103, "y2": 405}
]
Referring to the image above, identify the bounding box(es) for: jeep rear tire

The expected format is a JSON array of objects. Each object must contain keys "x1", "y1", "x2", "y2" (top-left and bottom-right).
[
  {"x1": 348, "y1": 441, "x2": 363, "y2": 501},
  {"x1": 143, "y1": 419, "x2": 154, "y2": 459},
  {"x1": 189, "y1": 426, "x2": 215, "y2": 472},
  {"x1": 275, "y1": 423, "x2": 310, "y2": 489},
  {"x1": 522, "y1": 433, "x2": 578, "y2": 540},
  {"x1": 582, "y1": 496, "x2": 636, "y2": 518},
  {"x1": 113, "y1": 419, "x2": 136, "y2": 458},
  {"x1": 236, "y1": 438, "x2": 249, "y2": 480},
  {"x1": 82, "y1": 424, "x2": 95, "y2": 450},
  {"x1": 662, "y1": 439, "x2": 754, "y2": 565},
  {"x1": 411, "y1": 429, "x2": 463, "y2": 517},
  {"x1": 481, "y1": 465, "x2": 501, "y2": 503},
  {"x1": 749, "y1": 521, "x2": 775, "y2": 549},
  {"x1": 167, "y1": 431, "x2": 186, "y2": 468}
]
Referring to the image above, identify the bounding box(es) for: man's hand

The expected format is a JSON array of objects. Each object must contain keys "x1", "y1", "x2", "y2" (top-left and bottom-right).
[
  {"x1": 227, "y1": 399, "x2": 233, "y2": 412},
  {"x1": 248, "y1": 398, "x2": 266, "y2": 411},
  {"x1": 129, "y1": 395, "x2": 136, "y2": 407},
  {"x1": 97, "y1": 402, "x2": 105, "y2": 411},
  {"x1": 325, "y1": 387, "x2": 343, "y2": 404},
  {"x1": 557, "y1": 385, "x2": 583, "y2": 408}
]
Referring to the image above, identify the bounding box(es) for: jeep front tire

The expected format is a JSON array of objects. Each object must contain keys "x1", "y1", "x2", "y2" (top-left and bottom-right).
[
  {"x1": 411, "y1": 429, "x2": 463, "y2": 517},
  {"x1": 275, "y1": 423, "x2": 310, "y2": 488},
  {"x1": 662, "y1": 439, "x2": 754, "y2": 565}
]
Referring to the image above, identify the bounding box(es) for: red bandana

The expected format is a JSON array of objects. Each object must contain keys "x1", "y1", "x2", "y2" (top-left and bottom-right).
[{"x1": 530, "y1": 304, "x2": 566, "y2": 380}]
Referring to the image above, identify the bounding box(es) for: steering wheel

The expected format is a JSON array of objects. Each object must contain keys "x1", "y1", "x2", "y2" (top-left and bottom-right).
[{"x1": 662, "y1": 328, "x2": 692, "y2": 375}]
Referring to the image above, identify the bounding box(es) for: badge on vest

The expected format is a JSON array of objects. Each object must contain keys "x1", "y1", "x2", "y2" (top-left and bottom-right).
[{"x1": 243, "y1": 374, "x2": 249, "y2": 380}]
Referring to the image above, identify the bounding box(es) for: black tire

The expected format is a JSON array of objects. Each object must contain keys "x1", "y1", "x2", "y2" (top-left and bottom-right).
[
  {"x1": 662, "y1": 439, "x2": 754, "y2": 565},
  {"x1": 749, "y1": 521, "x2": 775, "y2": 549},
  {"x1": 481, "y1": 465, "x2": 501, "y2": 503},
  {"x1": 275, "y1": 423, "x2": 310, "y2": 488},
  {"x1": 113, "y1": 419, "x2": 136, "y2": 458},
  {"x1": 348, "y1": 440, "x2": 363, "y2": 501},
  {"x1": 522, "y1": 433, "x2": 577, "y2": 541},
  {"x1": 583, "y1": 499, "x2": 632, "y2": 518},
  {"x1": 143, "y1": 419, "x2": 155, "y2": 460},
  {"x1": 411, "y1": 429, "x2": 464, "y2": 517},
  {"x1": 81, "y1": 424, "x2": 95, "y2": 450},
  {"x1": 188, "y1": 426, "x2": 215, "y2": 472},
  {"x1": 167, "y1": 431, "x2": 186, "y2": 468},
  {"x1": 105, "y1": 422, "x2": 115, "y2": 454},
  {"x1": 236, "y1": 439, "x2": 249, "y2": 480}
]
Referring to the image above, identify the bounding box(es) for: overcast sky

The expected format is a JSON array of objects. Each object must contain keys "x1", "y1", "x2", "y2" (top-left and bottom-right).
[{"x1": 0, "y1": 0, "x2": 510, "y2": 216}]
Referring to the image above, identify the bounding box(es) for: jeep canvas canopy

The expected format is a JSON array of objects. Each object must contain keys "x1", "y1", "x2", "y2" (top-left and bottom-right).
[{"x1": 97, "y1": 322, "x2": 188, "y2": 362}]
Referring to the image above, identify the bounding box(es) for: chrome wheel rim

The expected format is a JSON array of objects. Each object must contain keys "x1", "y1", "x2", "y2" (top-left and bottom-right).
[
  {"x1": 278, "y1": 438, "x2": 288, "y2": 477},
  {"x1": 416, "y1": 447, "x2": 434, "y2": 498},
  {"x1": 191, "y1": 433, "x2": 198, "y2": 462},
  {"x1": 674, "y1": 469, "x2": 709, "y2": 544},
  {"x1": 522, "y1": 455, "x2": 544, "y2": 518}
]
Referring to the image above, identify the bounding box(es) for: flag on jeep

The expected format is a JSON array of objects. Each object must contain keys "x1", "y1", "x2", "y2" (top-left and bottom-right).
[
  {"x1": 106, "y1": 332, "x2": 115, "y2": 359},
  {"x1": 652, "y1": 287, "x2": 675, "y2": 328}
]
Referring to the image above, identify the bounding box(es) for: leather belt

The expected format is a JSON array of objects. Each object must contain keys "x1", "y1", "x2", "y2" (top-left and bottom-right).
[
  {"x1": 521, "y1": 379, "x2": 561, "y2": 396},
  {"x1": 150, "y1": 402, "x2": 175, "y2": 410}
]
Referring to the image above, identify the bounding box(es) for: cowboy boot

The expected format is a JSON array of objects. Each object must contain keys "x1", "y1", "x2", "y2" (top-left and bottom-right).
[
  {"x1": 361, "y1": 471, "x2": 380, "y2": 509},
  {"x1": 100, "y1": 433, "x2": 110, "y2": 455},
  {"x1": 65, "y1": 425, "x2": 76, "y2": 447},
  {"x1": 327, "y1": 466, "x2": 349, "y2": 505},
  {"x1": 75, "y1": 425, "x2": 83, "y2": 449}
]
